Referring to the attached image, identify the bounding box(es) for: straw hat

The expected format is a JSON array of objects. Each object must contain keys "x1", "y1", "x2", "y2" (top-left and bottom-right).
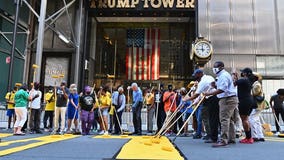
[{"x1": 253, "y1": 72, "x2": 262, "y2": 81}]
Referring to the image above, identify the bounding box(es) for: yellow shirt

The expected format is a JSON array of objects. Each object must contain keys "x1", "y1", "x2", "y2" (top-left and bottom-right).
[
  {"x1": 5, "y1": 92, "x2": 15, "y2": 109},
  {"x1": 45, "y1": 92, "x2": 55, "y2": 111},
  {"x1": 145, "y1": 93, "x2": 154, "y2": 105},
  {"x1": 99, "y1": 94, "x2": 111, "y2": 107}
]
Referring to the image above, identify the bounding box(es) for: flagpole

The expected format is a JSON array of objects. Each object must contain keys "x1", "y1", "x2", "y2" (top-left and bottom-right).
[
  {"x1": 132, "y1": 41, "x2": 134, "y2": 80},
  {"x1": 114, "y1": 40, "x2": 117, "y2": 81},
  {"x1": 149, "y1": 28, "x2": 152, "y2": 81}
]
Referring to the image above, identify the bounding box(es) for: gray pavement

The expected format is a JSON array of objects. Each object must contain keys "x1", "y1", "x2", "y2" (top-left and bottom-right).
[{"x1": 1, "y1": 128, "x2": 284, "y2": 160}]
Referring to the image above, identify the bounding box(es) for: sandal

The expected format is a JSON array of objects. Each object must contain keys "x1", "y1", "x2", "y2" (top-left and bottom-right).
[{"x1": 14, "y1": 132, "x2": 25, "y2": 136}]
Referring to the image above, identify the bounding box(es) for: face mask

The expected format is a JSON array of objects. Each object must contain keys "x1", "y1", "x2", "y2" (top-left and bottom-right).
[{"x1": 212, "y1": 67, "x2": 220, "y2": 74}]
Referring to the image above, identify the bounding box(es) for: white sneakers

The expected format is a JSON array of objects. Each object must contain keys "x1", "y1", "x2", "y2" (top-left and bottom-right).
[
  {"x1": 275, "y1": 132, "x2": 280, "y2": 136},
  {"x1": 99, "y1": 130, "x2": 109, "y2": 135}
]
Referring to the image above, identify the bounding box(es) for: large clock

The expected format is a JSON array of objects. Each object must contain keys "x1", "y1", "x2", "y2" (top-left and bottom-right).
[{"x1": 193, "y1": 40, "x2": 213, "y2": 58}]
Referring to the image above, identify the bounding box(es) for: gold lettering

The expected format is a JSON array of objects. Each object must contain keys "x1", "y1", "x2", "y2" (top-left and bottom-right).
[
  {"x1": 117, "y1": 0, "x2": 130, "y2": 8},
  {"x1": 162, "y1": 0, "x2": 174, "y2": 8},
  {"x1": 151, "y1": 0, "x2": 161, "y2": 8},
  {"x1": 143, "y1": 0, "x2": 150, "y2": 8},
  {"x1": 90, "y1": 0, "x2": 96, "y2": 8},
  {"x1": 176, "y1": 0, "x2": 184, "y2": 8},
  {"x1": 131, "y1": 0, "x2": 139, "y2": 8},
  {"x1": 98, "y1": 0, "x2": 107, "y2": 8},
  {"x1": 185, "y1": 0, "x2": 194, "y2": 8},
  {"x1": 108, "y1": 0, "x2": 116, "y2": 8}
]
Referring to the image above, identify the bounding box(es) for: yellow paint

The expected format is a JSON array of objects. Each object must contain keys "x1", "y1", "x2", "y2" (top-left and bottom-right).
[
  {"x1": 0, "y1": 135, "x2": 79, "y2": 156},
  {"x1": 0, "y1": 133, "x2": 13, "y2": 138},
  {"x1": 116, "y1": 136, "x2": 183, "y2": 160},
  {"x1": 94, "y1": 135, "x2": 183, "y2": 159}
]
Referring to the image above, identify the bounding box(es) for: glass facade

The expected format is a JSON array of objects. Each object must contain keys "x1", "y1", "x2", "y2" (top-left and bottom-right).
[
  {"x1": 87, "y1": 14, "x2": 195, "y2": 87},
  {"x1": 199, "y1": 0, "x2": 284, "y2": 96}
]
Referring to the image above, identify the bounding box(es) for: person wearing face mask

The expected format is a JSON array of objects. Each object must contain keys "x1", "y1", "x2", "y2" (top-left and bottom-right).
[
  {"x1": 183, "y1": 69, "x2": 219, "y2": 142},
  {"x1": 51, "y1": 81, "x2": 70, "y2": 135},
  {"x1": 204, "y1": 61, "x2": 238, "y2": 147},
  {"x1": 79, "y1": 86, "x2": 97, "y2": 135},
  {"x1": 29, "y1": 82, "x2": 42, "y2": 134},
  {"x1": 43, "y1": 86, "x2": 55, "y2": 132},
  {"x1": 235, "y1": 68, "x2": 255, "y2": 144}
]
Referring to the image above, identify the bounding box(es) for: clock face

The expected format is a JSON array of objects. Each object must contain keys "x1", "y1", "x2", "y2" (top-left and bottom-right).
[{"x1": 194, "y1": 41, "x2": 212, "y2": 58}]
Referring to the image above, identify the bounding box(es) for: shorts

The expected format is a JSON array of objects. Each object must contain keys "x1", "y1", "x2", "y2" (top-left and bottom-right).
[
  {"x1": 101, "y1": 108, "x2": 109, "y2": 116},
  {"x1": 67, "y1": 106, "x2": 78, "y2": 119},
  {"x1": 6, "y1": 109, "x2": 15, "y2": 117},
  {"x1": 238, "y1": 97, "x2": 253, "y2": 116}
]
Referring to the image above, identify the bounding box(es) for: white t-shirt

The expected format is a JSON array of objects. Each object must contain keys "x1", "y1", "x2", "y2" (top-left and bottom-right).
[
  {"x1": 195, "y1": 75, "x2": 215, "y2": 94},
  {"x1": 29, "y1": 89, "x2": 42, "y2": 109}
]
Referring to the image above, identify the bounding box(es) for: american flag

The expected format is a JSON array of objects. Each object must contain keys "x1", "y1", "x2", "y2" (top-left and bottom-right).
[{"x1": 126, "y1": 28, "x2": 160, "y2": 80}]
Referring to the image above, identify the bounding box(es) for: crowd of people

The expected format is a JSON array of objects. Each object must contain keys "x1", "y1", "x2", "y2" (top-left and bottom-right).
[{"x1": 3, "y1": 61, "x2": 284, "y2": 148}]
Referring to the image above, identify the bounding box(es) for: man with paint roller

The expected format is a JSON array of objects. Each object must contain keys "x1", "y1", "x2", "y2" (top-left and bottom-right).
[
  {"x1": 270, "y1": 89, "x2": 284, "y2": 136},
  {"x1": 204, "y1": 61, "x2": 238, "y2": 147},
  {"x1": 112, "y1": 87, "x2": 126, "y2": 135},
  {"x1": 131, "y1": 83, "x2": 143, "y2": 135},
  {"x1": 183, "y1": 69, "x2": 219, "y2": 142}
]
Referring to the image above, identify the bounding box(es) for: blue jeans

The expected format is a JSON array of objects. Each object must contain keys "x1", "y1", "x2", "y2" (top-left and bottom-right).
[{"x1": 195, "y1": 105, "x2": 203, "y2": 135}]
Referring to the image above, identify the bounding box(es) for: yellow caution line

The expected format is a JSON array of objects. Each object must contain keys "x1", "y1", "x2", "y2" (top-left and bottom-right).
[
  {"x1": 0, "y1": 133, "x2": 13, "y2": 138},
  {"x1": 0, "y1": 134, "x2": 80, "y2": 157},
  {"x1": 264, "y1": 137, "x2": 284, "y2": 142},
  {"x1": 116, "y1": 136, "x2": 184, "y2": 160}
]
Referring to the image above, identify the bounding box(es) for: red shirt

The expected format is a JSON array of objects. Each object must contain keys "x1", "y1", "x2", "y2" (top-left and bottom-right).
[{"x1": 163, "y1": 91, "x2": 176, "y2": 112}]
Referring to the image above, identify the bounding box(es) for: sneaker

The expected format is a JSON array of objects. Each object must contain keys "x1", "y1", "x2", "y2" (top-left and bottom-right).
[
  {"x1": 193, "y1": 134, "x2": 202, "y2": 139},
  {"x1": 104, "y1": 131, "x2": 109, "y2": 135},
  {"x1": 99, "y1": 130, "x2": 105, "y2": 135},
  {"x1": 240, "y1": 138, "x2": 254, "y2": 144},
  {"x1": 202, "y1": 135, "x2": 210, "y2": 140},
  {"x1": 59, "y1": 131, "x2": 64, "y2": 135},
  {"x1": 66, "y1": 130, "x2": 72, "y2": 134},
  {"x1": 44, "y1": 128, "x2": 49, "y2": 132},
  {"x1": 275, "y1": 132, "x2": 280, "y2": 136},
  {"x1": 50, "y1": 130, "x2": 57, "y2": 135},
  {"x1": 35, "y1": 130, "x2": 43, "y2": 134},
  {"x1": 212, "y1": 141, "x2": 228, "y2": 147}
]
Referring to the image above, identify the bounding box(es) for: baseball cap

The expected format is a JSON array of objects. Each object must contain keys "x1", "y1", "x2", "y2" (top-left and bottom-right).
[
  {"x1": 192, "y1": 69, "x2": 203, "y2": 76},
  {"x1": 240, "y1": 68, "x2": 253, "y2": 74}
]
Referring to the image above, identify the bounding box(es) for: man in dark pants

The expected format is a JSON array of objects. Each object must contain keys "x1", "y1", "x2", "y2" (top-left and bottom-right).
[
  {"x1": 131, "y1": 83, "x2": 143, "y2": 135},
  {"x1": 270, "y1": 89, "x2": 284, "y2": 135},
  {"x1": 183, "y1": 69, "x2": 216, "y2": 140},
  {"x1": 113, "y1": 87, "x2": 126, "y2": 134},
  {"x1": 203, "y1": 90, "x2": 220, "y2": 143},
  {"x1": 155, "y1": 85, "x2": 166, "y2": 133}
]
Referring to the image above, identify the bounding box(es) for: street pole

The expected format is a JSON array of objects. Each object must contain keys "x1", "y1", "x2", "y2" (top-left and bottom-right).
[
  {"x1": 7, "y1": 0, "x2": 21, "y2": 92},
  {"x1": 34, "y1": 0, "x2": 47, "y2": 82}
]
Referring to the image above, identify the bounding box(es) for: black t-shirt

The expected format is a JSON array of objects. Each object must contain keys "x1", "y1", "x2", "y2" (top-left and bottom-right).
[
  {"x1": 56, "y1": 87, "x2": 70, "y2": 107},
  {"x1": 236, "y1": 78, "x2": 252, "y2": 99},
  {"x1": 80, "y1": 94, "x2": 96, "y2": 111},
  {"x1": 270, "y1": 94, "x2": 284, "y2": 109}
]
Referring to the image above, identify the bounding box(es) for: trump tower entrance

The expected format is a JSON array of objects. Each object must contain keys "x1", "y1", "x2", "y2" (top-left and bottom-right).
[{"x1": 85, "y1": 0, "x2": 196, "y2": 88}]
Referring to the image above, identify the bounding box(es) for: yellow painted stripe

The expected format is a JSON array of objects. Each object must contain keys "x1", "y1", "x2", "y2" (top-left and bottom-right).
[
  {"x1": 0, "y1": 133, "x2": 13, "y2": 138},
  {"x1": 264, "y1": 137, "x2": 284, "y2": 142},
  {"x1": 0, "y1": 134, "x2": 80, "y2": 156}
]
